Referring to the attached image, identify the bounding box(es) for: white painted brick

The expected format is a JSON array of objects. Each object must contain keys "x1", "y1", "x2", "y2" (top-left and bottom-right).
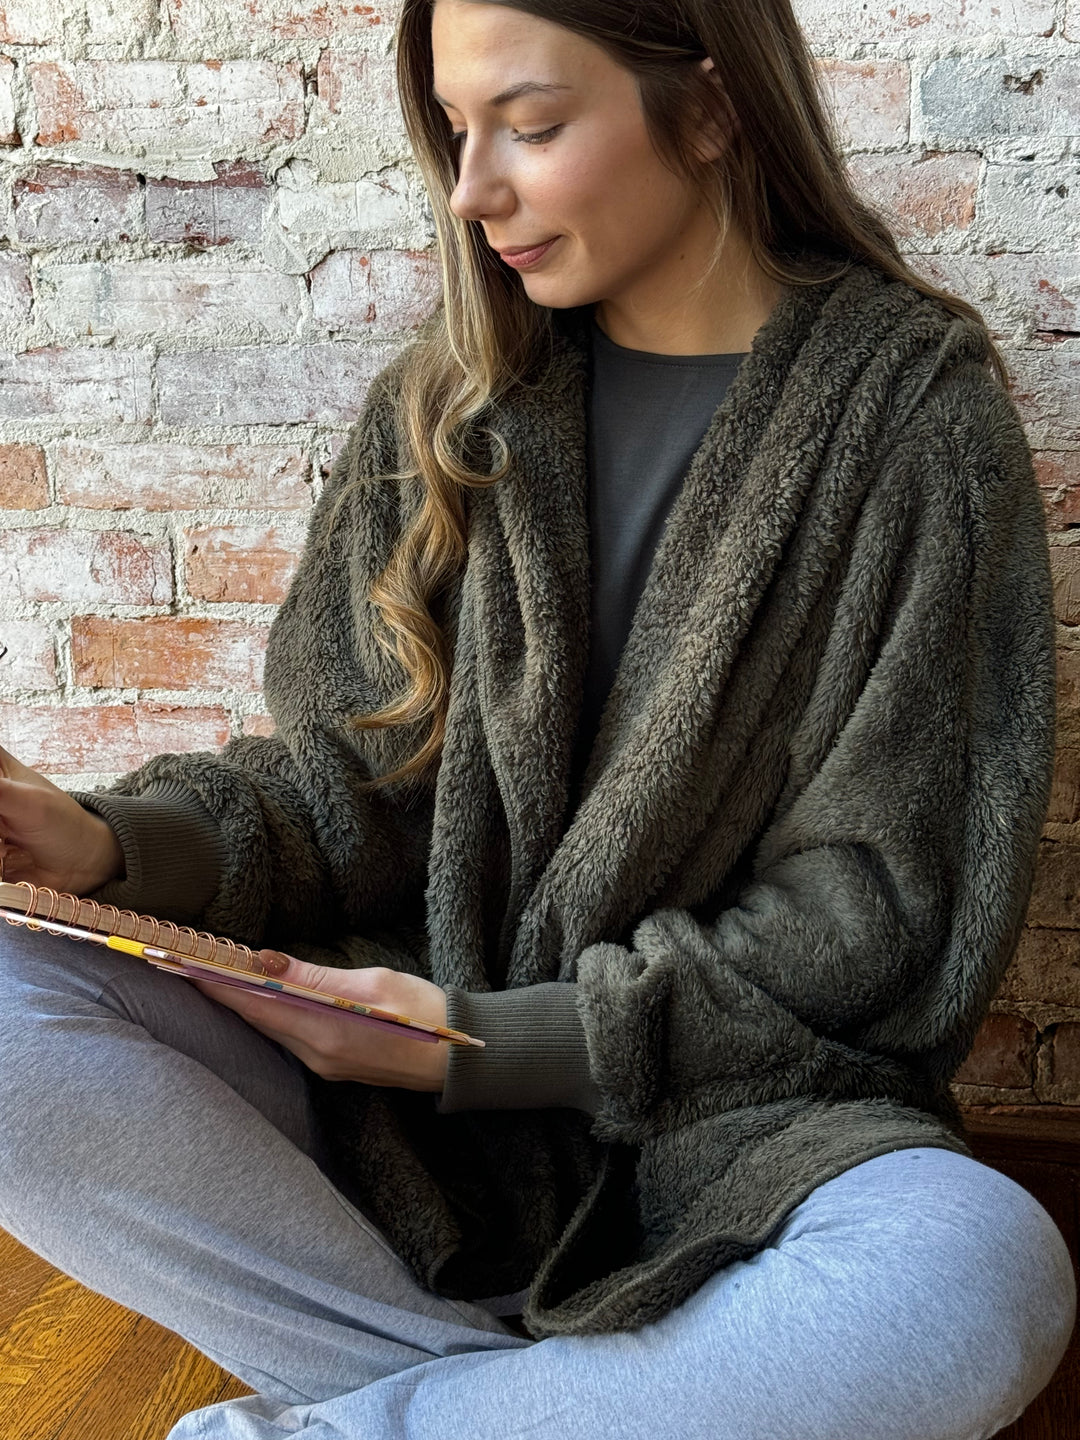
[
  {"x1": 0, "y1": 255, "x2": 32, "y2": 327},
  {"x1": 0, "y1": 0, "x2": 58, "y2": 43},
  {"x1": 30, "y1": 61, "x2": 304, "y2": 160},
  {"x1": 166, "y1": 0, "x2": 392, "y2": 43},
  {"x1": 56, "y1": 441, "x2": 312, "y2": 510},
  {"x1": 82, "y1": 0, "x2": 158, "y2": 42},
  {"x1": 0, "y1": 56, "x2": 18, "y2": 147},
  {"x1": 846, "y1": 151, "x2": 980, "y2": 250},
  {"x1": 0, "y1": 348, "x2": 151, "y2": 422},
  {"x1": 919, "y1": 57, "x2": 1080, "y2": 146},
  {"x1": 310, "y1": 248, "x2": 440, "y2": 332},
  {"x1": 37, "y1": 261, "x2": 305, "y2": 339},
  {"x1": 0, "y1": 528, "x2": 173, "y2": 605},
  {"x1": 793, "y1": 0, "x2": 1057, "y2": 53},
  {"x1": 1007, "y1": 346, "x2": 1080, "y2": 447},
  {"x1": 13, "y1": 165, "x2": 143, "y2": 245},
  {"x1": 277, "y1": 170, "x2": 414, "y2": 245},
  {"x1": 816, "y1": 61, "x2": 909, "y2": 151},
  {"x1": 0, "y1": 0, "x2": 156, "y2": 43},
  {"x1": 0, "y1": 618, "x2": 55, "y2": 693},
  {"x1": 312, "y1": 51, "x2": 408, "y2": 171},
  {"x1": 980, "y1": 160, "x2": 1080, "y2": 252},
  {"x1": 907, "y1": 253, "x2": 1080, "y2": 340},
  {"x1": 146, "y1": 163, "x2": 270, "y2": 246},
  {"x1": 157, "y1": 341, "x2": 399, "y2": 425}
]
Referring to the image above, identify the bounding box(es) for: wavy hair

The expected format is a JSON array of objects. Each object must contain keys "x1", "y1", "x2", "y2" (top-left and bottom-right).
[{"x1": 347, "y1": 0, "x2": 1007, "y2": 794}]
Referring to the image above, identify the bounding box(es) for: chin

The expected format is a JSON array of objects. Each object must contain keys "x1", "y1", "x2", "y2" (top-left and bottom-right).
[{"x1": 519, "y1": 273, "x2": 602, "y2": 313}]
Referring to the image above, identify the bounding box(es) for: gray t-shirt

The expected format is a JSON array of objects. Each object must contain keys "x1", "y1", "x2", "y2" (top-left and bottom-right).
[{"x1": 568, "y1": 319, "x2": 747, "y2": 806}]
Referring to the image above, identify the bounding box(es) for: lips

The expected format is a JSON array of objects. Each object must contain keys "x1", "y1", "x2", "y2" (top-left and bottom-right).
[
  {"x1": 495, "y1": 239, "x2": 557, "y2": 257},
  {"x1": 494, "y1": 238, "x2": 559, "y2": 269}
]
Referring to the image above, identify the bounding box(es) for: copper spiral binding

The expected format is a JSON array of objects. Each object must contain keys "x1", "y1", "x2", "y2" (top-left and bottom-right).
[{"x1": 1, "y1": 873, "x2": 261, "y2": 973}]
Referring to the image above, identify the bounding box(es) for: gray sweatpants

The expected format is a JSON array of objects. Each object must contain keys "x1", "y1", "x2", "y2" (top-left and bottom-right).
[{"x1": 0, "y1": 921, "x2": 1074, "y2": 1440}]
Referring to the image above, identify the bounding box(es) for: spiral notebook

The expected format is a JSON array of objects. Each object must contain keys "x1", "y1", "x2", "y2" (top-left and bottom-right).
[{"x1": 0, "y1": 878, "x2": 483, "y2": 1047}]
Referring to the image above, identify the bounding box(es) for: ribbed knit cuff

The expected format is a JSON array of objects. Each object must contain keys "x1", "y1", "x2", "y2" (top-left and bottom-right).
[
  {"x1": 437, "y1": 982, "x2": 601, "y2": 1115},
  {"x1": 70, "y1": 783, "x2": 227, "y2": 925}
]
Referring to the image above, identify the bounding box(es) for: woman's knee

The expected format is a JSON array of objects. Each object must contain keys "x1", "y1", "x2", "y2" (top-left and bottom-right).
[{"x1": 786, "y1": 1147, "x2": 1076, "y2": 1434}]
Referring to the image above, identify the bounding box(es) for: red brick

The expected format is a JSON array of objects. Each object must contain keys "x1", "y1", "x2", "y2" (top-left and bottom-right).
[
  {"x1": 30, "y1": 60, "x2": 303, "y2": 154},
  {"x1": 1060, "y1": 644, "x2": 1080, "y2": 747},
  {"x1": 146, "y1": 162, "x2": 270, "y2": 246},
  {"x1": 242, "y1": 713, "x2": 276, "y2": 736},
  {"x1": 1034, "y1": 451, "x2": 1080, "y2": 530},
  {"x1": 1048, "y1": 747, "x2": 1080, "y2": 825},
  {"x1": 0, "y1": 619, "x2": 55, "y2": 692},
  {"x1": 309, "y1": 249, "x2": 441, "y2": 333},
  {"x1": 846, "y1": 151, "x2": 979, "y2": 243},
  {"x1": 184, "y1": 525, "x2": 299, "y2": 604},
  {"x1": 72, "y1": 617, "x2": 269, "y2": 692},
  {"x1": 0, "y1": 529, "x2": 172, "y2": 605},
  {"x1": 997, "y1": 925, "x2": 1080, "y2": 1007},
  {"x1": 954, "y1": 1012, "x2": 1038, "y2": 1088},
  {"x1": 56, "y1": 441, "x2": 311, "y2": 512},
  {"x1": 1, "y1": 701, "x2": 230, "y2": 775},
  {"x1": 13, "y1": 164, "x2": 143, "y2": 245},
  {"x1": 1035, "y1": 1022, "x2": 1080, "y2": 1104},
  {"x1": 0, "y1": 445, "x2": 47, "y2": 507},
  {"x1": 1026, "y1": 840, "x2": 1080, "y2": 928},
  {"x1": 1051, "y1": 546, "x2": 1080, "y2": 624}
]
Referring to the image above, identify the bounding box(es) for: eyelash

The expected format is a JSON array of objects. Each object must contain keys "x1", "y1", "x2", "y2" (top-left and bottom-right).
[{"x1": 449, "y1": 125, "x2": 561, "y2": 147}]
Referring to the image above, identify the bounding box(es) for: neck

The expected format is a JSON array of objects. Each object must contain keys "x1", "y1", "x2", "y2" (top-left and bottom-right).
[{"x1": 593, "y1": 222, "x2": 784, "y2": 357}]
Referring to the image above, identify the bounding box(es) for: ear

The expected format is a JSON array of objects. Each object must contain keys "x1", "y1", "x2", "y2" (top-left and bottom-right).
[{"x1": 691, "y1": 55, "x2": 735, "y2": 164}]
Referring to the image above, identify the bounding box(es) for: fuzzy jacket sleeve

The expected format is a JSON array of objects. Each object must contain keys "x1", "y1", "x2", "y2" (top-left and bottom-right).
[
  {"x1": 568, "y1": 363, "x2": 1056, "y2": 1144},
  {"x1": 70, "y1": 355, "x2": 434, "y2": 949}
]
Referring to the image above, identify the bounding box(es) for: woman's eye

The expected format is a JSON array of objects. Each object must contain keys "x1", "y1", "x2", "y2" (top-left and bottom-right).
[
  {"x1": 515, "y1": 126, "x2": 561, "y2": 145},
  {"x1": 448, "y1": 124, "x2": 561, "y2": 149}
]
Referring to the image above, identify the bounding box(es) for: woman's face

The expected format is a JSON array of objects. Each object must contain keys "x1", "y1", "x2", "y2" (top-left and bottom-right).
[{"x1": 430, "y1": 0, "x2": 720, "y2": 324}]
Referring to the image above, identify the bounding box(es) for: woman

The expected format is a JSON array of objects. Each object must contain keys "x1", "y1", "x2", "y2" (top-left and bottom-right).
[{"x1": 0, "y1": 0, "x2": 1074, "y2": 1435}]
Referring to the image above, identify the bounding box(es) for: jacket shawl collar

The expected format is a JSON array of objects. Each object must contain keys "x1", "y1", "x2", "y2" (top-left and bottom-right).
[{"x1": 425, "y1": 262, "x2": 987, "y2": 995}]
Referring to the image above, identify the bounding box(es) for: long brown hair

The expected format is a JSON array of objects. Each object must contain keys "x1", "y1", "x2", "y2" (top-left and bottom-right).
[{"x1": 347, "y1": 0, "x2": 1006, "y2": 794}]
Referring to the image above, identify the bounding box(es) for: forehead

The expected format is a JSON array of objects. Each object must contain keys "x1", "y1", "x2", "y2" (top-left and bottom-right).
[{"x1": 430, "y1": 0, "x2": 611, "y2": 103}]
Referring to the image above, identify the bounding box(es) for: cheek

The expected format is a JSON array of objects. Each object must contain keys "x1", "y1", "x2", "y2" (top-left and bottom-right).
[{"x1": 533, "y1": 132, "x2": 686, "y2": 243}]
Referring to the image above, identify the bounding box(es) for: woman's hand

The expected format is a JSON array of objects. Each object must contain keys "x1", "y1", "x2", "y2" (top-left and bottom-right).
[
  {"x1": 0, "y1": 744, "x2": 125, "y2": 894},
  {"x1": 187, "y1": 953, "x2": 451, "y2": 1093}
]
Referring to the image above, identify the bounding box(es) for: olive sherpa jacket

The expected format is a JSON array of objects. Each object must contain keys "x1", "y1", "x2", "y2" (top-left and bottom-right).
[{"x1": 77, "y1": 260, "x2": 1056, "y2": 1338}]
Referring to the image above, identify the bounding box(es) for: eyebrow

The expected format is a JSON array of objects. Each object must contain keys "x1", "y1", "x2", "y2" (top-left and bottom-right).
[{"x1": 431, "y1": 80, "x2": 572, "y2": 110}]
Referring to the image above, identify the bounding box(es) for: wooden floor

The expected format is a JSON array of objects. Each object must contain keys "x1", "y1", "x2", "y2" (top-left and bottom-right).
[
  {"x1": 0, "y1": 1231, "x2": 251, "y2": 1440},
  {"x1": 0, "y1": 1109, "x2": 1076, "y2": 1440}
]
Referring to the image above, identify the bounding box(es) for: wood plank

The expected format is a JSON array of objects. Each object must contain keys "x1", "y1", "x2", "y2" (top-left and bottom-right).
[
  {"x1": 49, "y1": 1312, "x2": 234, "y2": 1440},
  {"x1": 0, "y1": 1271, "x2": 139, "y2": 1440},
  {"x1": 0, "y1": 1230, "x2": 253, "y2": 1440},
  {"x1": 120, "y1": 1339, "x2": 253, "y2": 1440}
]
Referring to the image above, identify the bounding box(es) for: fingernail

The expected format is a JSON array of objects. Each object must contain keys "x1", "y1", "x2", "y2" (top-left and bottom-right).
[{"x1": 259, "y1": 950, "x2": 290, "y2": 977}]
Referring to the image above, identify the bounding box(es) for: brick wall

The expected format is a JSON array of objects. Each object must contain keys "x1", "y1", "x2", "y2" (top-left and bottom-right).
[{"x1": 0, "y1": 0, "x2": 1076, "y2": 1108}]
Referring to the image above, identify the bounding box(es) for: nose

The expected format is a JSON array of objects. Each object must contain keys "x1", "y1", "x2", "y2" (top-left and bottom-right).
[{"x1": 448, "y1": 139, "x2": 514, "y2": 225}]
